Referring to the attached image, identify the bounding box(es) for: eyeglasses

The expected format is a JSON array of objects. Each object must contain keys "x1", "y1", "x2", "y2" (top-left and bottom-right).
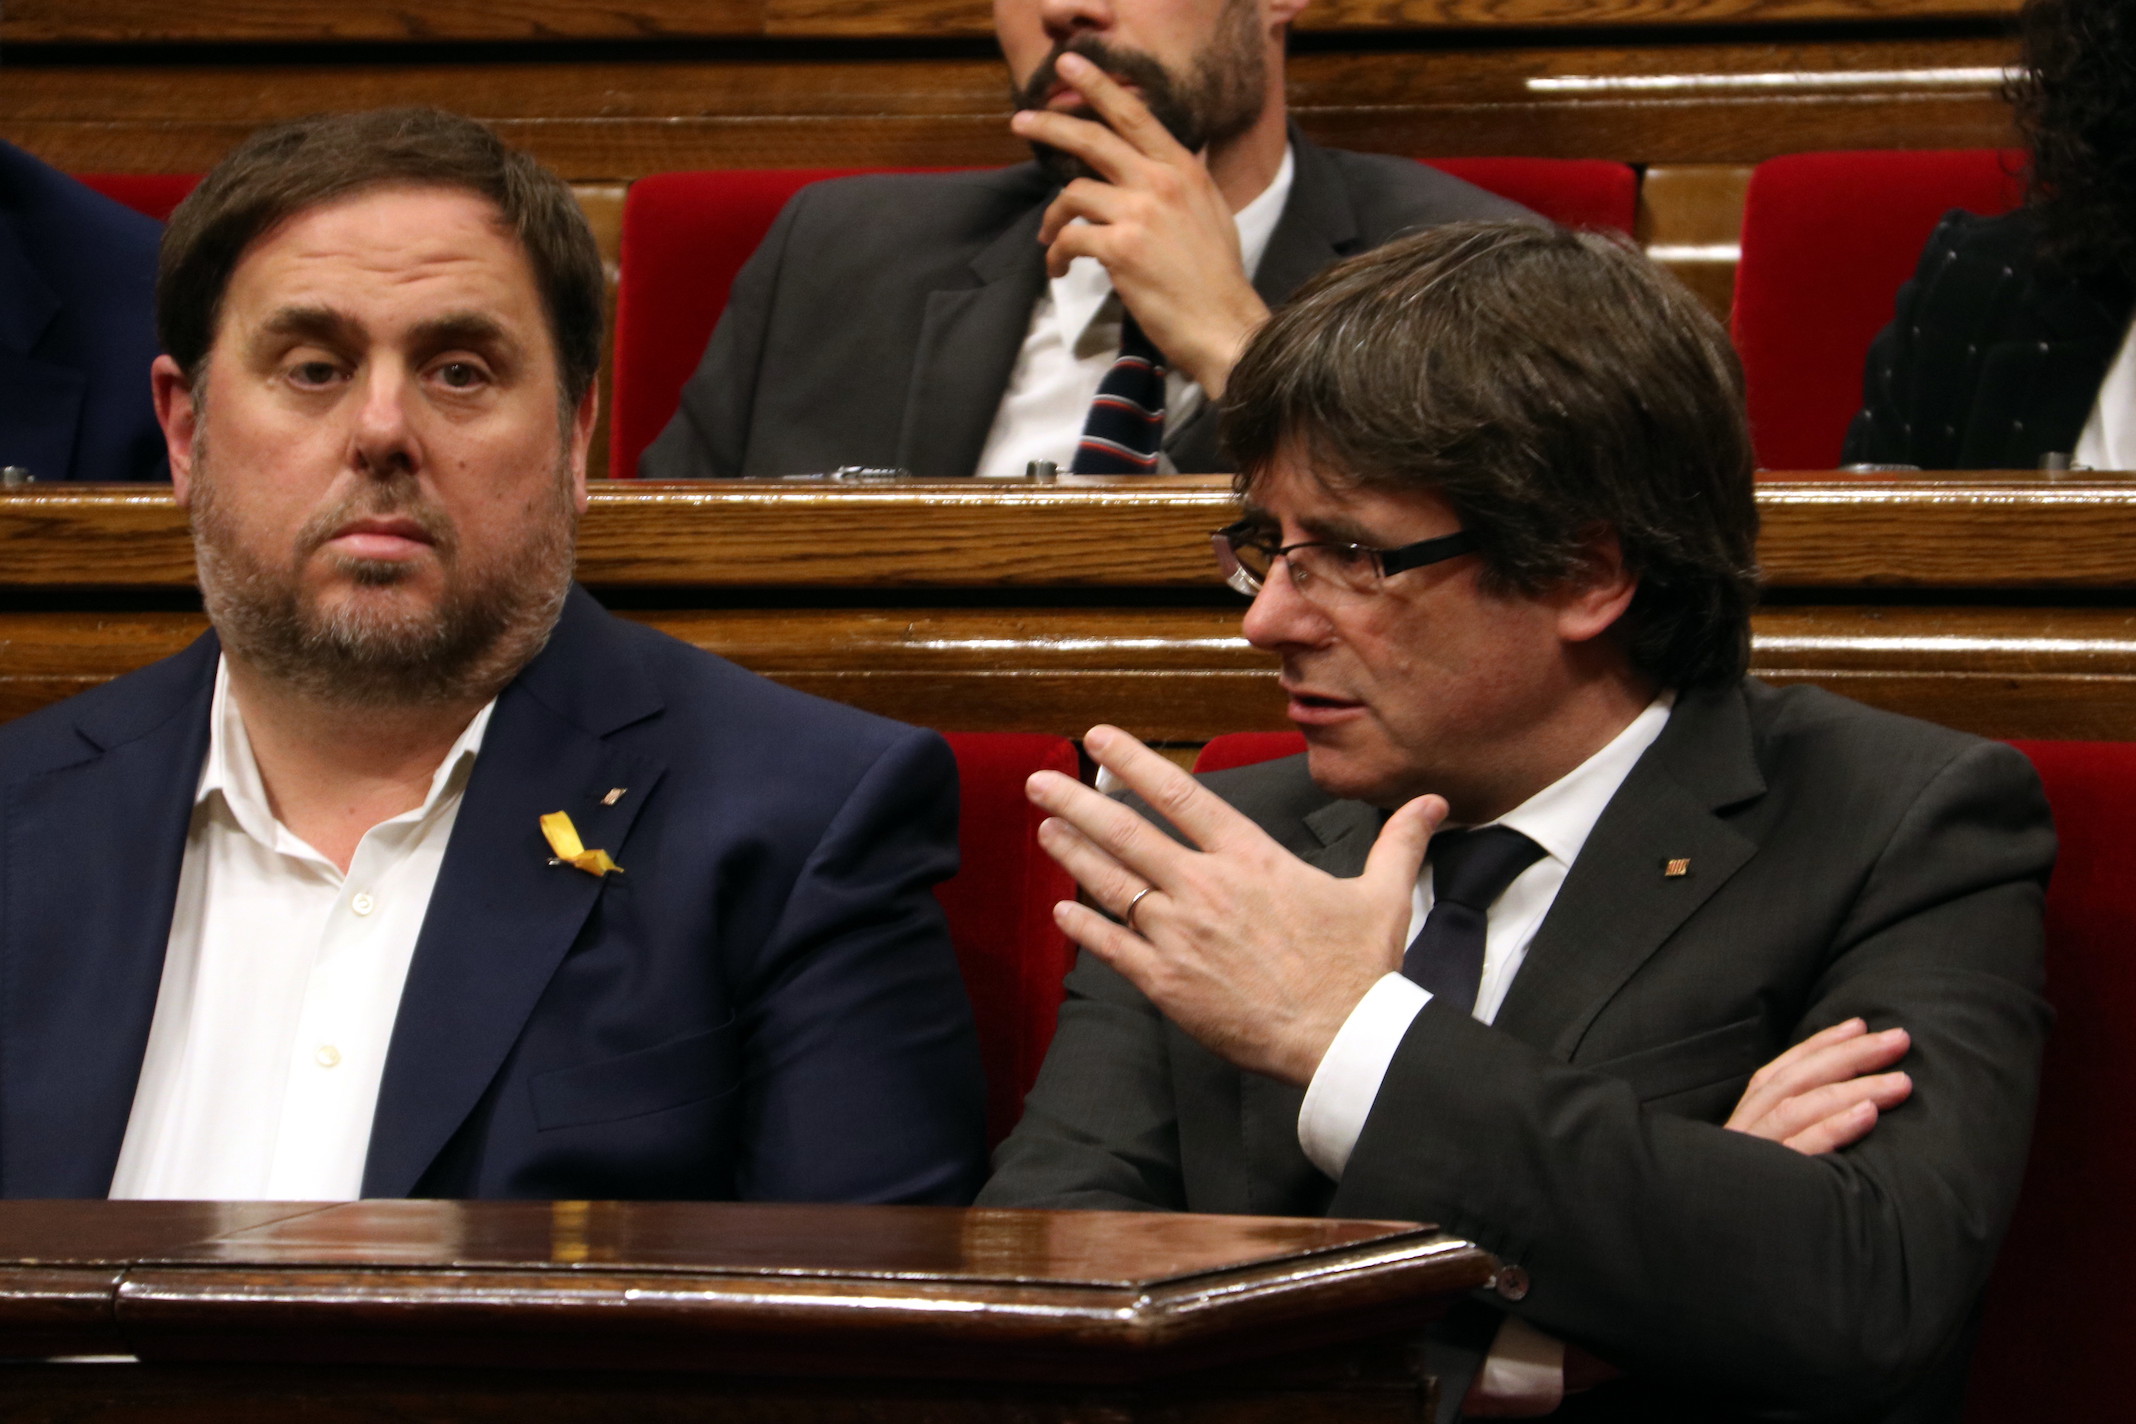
[{"x1": 1210, "y1": 519, "x2": 1477, "y2": 600}]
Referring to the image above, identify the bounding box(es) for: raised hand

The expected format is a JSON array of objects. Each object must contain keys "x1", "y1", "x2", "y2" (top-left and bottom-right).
[
  {"x1": 1009, "y1": 53, "x2": 1272, "y2": 398},
  {"x1": 1028, "y1": 724, "x2": 1445, "y2": 1085}
]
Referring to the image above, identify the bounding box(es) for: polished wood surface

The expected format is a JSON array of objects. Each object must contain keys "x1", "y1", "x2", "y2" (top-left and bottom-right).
[
  {"x1": 4, "y1": 477, "x2": 2133, "y2": 592},
  {"x1": 0, "y1": 1200, "x2": 1489, "y2": 1387},
  {"x1": 1, "y1": 37, "x2": 2017, "y2": 178},
  {"x1": 0, "y1": 0, "x2": 2021, "y2": 43},
  {"x1": 4, "y1": 480, "x2": 2135, "y2": 743}
]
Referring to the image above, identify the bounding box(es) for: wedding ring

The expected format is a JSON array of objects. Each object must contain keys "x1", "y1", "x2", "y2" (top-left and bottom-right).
[{"x1": 1124, "y1": 885, "x2": 1156, "y2": 932}]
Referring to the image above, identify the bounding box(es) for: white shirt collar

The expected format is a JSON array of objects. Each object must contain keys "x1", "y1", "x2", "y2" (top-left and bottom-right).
[
  {"x1": 1481, "y1": 690, "x2": 1677, "y2": 870},
  {"x1": 1050, "y1": 143, "x2": 1297, "y2": 355},
  {"x1": 197, "y1": 656, "x2": 496, "y2": 865}
]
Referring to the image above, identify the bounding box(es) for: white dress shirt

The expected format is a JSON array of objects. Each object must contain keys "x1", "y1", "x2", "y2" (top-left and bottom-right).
[
  {"x1": 2075, "y1": 315, "x2": 2136, "y2": 472},
  {"x1": 972, "y1": 146, "x2": 1296, "y2": 481},
  {"x1": 108, "y1": 659, "x2": 493, "y2": 1201},
  {"x1": 1295, "y1": 693, "x2": 1676, "y2": 1416}
]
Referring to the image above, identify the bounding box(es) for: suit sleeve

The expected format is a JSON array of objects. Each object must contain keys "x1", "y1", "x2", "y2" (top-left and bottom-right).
[
  {"x1": 978, "y1": 948, "x2": 1190, "y2": 1209},
  {"x1": 734, "y1": 725, "x2": 989, "y2": 1204},
  {"x1": 1334, "y1": 739, "x2": 2053, "y2": 1415},
  {"x1": 636, "y1": 192, "x2": 807, "y2": 480}
]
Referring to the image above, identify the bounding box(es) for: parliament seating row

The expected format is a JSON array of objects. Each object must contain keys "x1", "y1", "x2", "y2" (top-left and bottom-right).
[
  {"x1": 79, "y1": 145, "x2": 2033, "y2": 479},
  {"x1": 1196, "y1": 730, "x2": 2136, "y2": 1424}
]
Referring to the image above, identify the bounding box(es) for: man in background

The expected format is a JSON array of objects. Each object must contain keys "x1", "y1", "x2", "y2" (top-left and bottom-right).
[
  {"x1": 639, "y1": 0, "x2": 1526, "y2": 480},
  {"x1": 0, "y1": 108, "x2": 986, "y2": 1204}
]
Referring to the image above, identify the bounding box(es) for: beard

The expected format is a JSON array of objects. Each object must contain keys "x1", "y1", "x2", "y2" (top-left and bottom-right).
[
  {"x1": 188, "y1": 436, "x2": 578, "y2": 710},
  {"x1": 1013, "y1": 0, "x2": 1267, "y2": 186}
]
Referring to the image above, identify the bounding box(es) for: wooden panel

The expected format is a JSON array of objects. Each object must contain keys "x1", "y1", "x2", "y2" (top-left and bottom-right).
[
  {"x1": 0, "y1": 36, "x2": 2016, "y2": 178},
  {"x1": 1639, "y1": 163, "x2": 1751, "y2": 324},
  {"x1": 0, "y1": 0, "x2": 765, "y2": 43},
  {"x1": 0, "y1": 1200, "x2": 1489, "y2": 1384},
  {"x1": 9, "y1": 603, "x2": 2136, "y2": 742},
  {"x1": 6, "y1": 478, "x2": 2136, "y2": 593},
  {"x1": 0, "y1": 0, "x2": 2020, "y2": 43}
]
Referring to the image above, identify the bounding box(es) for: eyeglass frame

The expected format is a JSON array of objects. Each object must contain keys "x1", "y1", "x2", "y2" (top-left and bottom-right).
[{"x1": 1210, "y1": 518, "x2": 1478, "y2": 599}]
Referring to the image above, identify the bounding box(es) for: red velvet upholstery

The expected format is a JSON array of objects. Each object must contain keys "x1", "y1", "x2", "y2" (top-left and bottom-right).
[
  {"x1": 1193, "y1": 730, "x2": 1307, "y2": 773},
  {"x1": 1963, "y1": 741, "x2": 2136, "y2": 1419},
  {"x1": 1425, "y1": 158, "x2": 1639, "y2": 236},
  {"x1": 73, "y1": 173, "x2": 199, "y2": 223},
  {"x1": 611, "y1": 168, "x2": 890, "y2": 480},
  {"x1": 1733, "y1": 149, "x2": 2026, "y2": 471},
  {"x1": 937, "y1": 732, "x2": 1080, "y2": 1146},
  {"x1": 610, "y1": 158, "x2": 1637, "y2": 479}
]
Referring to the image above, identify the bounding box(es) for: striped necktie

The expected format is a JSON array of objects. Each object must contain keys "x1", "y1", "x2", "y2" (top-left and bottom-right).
[
  {"x1": 1401, "y1": 826, "x2": 1546, "y2": 1015},
  {"x1": 1070, "y1": 311, "x2": 1166, "y2": 474}
]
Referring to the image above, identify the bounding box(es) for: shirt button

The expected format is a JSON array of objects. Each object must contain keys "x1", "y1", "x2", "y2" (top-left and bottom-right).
[
  {"x1": 315, "y1": 1045, "x2": 342, "y2": 1069},
  {"x1": 351, "y1": 892, "x2": 376, "y2": 916}
]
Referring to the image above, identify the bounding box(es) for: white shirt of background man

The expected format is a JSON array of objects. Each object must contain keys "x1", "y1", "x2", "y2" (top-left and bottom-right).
[
  {"x1": 973, "y1": 145, "x2": 1296, "y2": 481},
  {"x1": 1297, "y1": 691, "x2": 1676, "y2": 1416},
  {"x1": 109, "y1": 658, "x2": 493, "y2": 1202},
  {"x1": 2075, "y1": 317, "x2": 2136, "y2": 472}
]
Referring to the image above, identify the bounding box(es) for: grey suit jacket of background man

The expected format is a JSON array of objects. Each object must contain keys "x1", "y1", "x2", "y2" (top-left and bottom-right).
[
  {"x1": 983, "y1": 680, "x2": 2054, "y2": 1424},
  {"x1": 639, "y1": 132, "x2": 1530, "y2": 480}
]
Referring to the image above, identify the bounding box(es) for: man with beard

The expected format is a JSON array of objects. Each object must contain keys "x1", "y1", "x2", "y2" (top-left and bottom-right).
[
  {"x1": 0, "y1": 108, "x2": 987, "y2": 1204},
  {"x1": 637, "y1": 0, "x2": 1529, "y2": 480}
]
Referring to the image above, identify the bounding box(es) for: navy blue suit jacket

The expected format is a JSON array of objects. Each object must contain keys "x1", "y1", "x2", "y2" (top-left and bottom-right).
[
  {"x1": 0, "y1": 587, "x2": 988, "y2": 1201},
  {"x1": 0, "y1": 141, "x2": 168, "y2": 483}
]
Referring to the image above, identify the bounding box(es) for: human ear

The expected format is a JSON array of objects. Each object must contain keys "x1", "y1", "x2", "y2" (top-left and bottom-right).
[
  {"x1": 152, "y1": 355, "x2": 201, "y2": 507},
  {"x1": 1555, "y1": 529, "x2": 1640, "y2": 645}
]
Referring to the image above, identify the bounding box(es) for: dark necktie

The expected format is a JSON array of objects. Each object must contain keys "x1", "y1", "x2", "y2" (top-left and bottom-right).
[
  {"x1": 1070, "y1": 311, "x2": 1166, "y2": 474},
  {"x1": 1401, "y1": 826, "x2": 1546, "y2": 1015}
]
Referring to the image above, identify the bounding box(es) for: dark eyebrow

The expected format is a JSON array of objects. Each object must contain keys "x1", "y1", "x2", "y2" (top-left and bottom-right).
[
  {"x1": 408, "y1": 311, "x2": 514, "y2": 354},
  {"x1": 258, "y1": 305, "x2": 362, "y2": 349}
]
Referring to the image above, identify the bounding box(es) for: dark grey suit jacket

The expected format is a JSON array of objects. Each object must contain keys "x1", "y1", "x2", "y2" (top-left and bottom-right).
[
  {"x1": 639, "y1": 133, "x2": 1530, "y2": 479},
  {"x1": 983, "y1": 680, "x2": 2053, "y2": 1423}
]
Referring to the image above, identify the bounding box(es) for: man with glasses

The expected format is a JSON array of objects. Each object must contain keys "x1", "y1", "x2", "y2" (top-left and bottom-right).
[{"x1": 983, "y1": 222, "x2": 2052, "y2": 1422}]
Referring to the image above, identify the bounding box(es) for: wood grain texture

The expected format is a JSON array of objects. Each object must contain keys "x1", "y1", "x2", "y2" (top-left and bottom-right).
[
  {"x1": 0, "y1": 0, "x2": 764, "y2": 43},
  {"x1": 0, "y1": 1201, "x2": 1488, "y2": 1384},
  {"x1": 9, "y1": 604, "x2": 2136, "y2": 741},
  {"x1": 0, "y1": 36, "x2": 2015, "y2": 178},
  {"x1": 1639, "y1": 163, "x2": 1751, "y2": 322},
  {"x1": 5, "y1": 478, "x2": 2136, "y2": 592},
  {"x1": 0, "y1": 0, "x2": 2019, "y2": 42}
]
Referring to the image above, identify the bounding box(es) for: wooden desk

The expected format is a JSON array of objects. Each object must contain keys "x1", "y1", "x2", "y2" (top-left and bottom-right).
[
  {"x1": 4, "y1": 475, "x2": 2135, "y2": 743},
  {"x1": 0, "y1": 1199, "x2": 1492, "y2": 1421}
]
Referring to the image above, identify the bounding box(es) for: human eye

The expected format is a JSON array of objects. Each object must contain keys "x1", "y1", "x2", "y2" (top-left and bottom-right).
[
  {"x1": 284, "y1": 355, "x2": 345, "y2": 389},
  {"x1": 429, "y1": 359, "x2": 491, "y2": 391}
]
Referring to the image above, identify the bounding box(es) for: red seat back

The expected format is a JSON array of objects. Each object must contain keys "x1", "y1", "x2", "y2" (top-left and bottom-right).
[
  {"x1": 1424, "y1": 158, "x2": 1639, "y2": 236},
  {"x1": 937, "y1": 732, "x2": 1080, "y2": 1146},
  {"x1": 612, "y1": 168, "x2": 893, "y2": 480},
  {"x1": 1733, "y1": 149, "x2": 2026, "y2": 471},
  {"x1": 1194, "y1": 730, "x2": 1307, "y2": 774},
  {"x1": 1964, "y1": 741, "x2": 2136, "y2": 1419},
  {"x1": 73, "y1": 173, "x2": 200, "y2": 223}
]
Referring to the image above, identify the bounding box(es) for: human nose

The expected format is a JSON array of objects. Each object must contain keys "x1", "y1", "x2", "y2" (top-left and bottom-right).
[
  {"x1": 1240, "y1": 554, "x2": 1334, "y2": 651},
  {"x1": 1037, "y1": 0, "x2": 1113, "y2": 44},
  {"x1": 349, "y1": 362, "x2": 419, "y2": 479}
]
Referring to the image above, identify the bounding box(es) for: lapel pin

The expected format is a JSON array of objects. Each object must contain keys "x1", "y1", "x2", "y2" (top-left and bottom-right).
[
  {"x1": 541, "y1": 810, "x2": 624, "y2": 878},
  {"x1": 601, "y1": 787, "x2": 627, "y2": 806},
  {"x1": 1664, "y1": 858, "x2": 1691, "y2": 878}
]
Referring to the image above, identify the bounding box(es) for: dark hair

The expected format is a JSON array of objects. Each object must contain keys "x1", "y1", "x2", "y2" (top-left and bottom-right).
[
  {"x1": 158, "y1": 107, "x2": 603, "y2": 411},
  {"x1": 1222, "y1": 221, "x2": 1759, "y2": 690},
  {"x1": 2010, "y1": 0, "x2": 2136, "y2": 278}
]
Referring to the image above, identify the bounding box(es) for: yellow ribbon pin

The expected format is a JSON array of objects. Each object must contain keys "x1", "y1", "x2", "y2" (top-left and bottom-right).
[{"x1": 541, "y1": 810, "x2": 623, "y2": 877}]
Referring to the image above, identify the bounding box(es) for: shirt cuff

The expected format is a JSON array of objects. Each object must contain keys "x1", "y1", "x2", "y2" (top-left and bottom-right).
[
  {"x1": 1465, "y1": 1315, "x2": 1567, "y2": 1417},
  {"x1": 1296, "y1": 972, "x2": 1428, "y2": 1179}
]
